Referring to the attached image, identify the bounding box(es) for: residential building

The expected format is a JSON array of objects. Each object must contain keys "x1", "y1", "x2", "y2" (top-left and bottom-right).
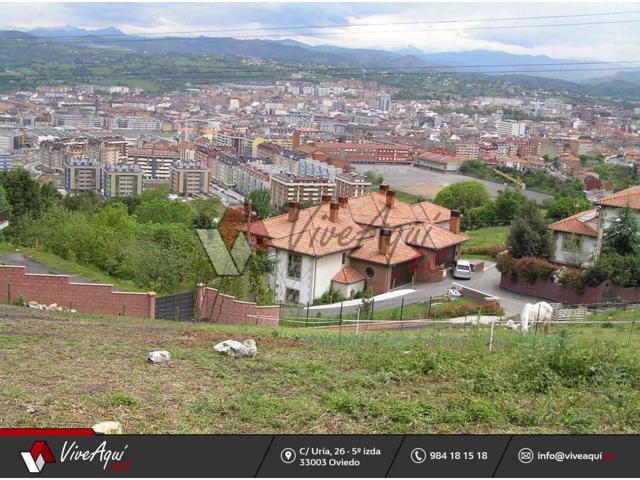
[
  {"x1": 113, "y1": 116, "x2": 161, "y2": 131},
  {"x1": 236, "y1": 163, "x2": 270, "y2": 197},
  {"x1": 548, "y1": 209, "x2": 600, "y2": 267},
  {"x1": 335, "y1": 172, "x2": 371, "y2": 199},
  {"x1": 213, "y1": 154, "x2": 246, "y2": 189},
  {"x1": 103, "y1": 163, "x2": 143, "y2": 198},
  {"x1": 64, "y1": 158, "x2": 102, "y2": 193},
  {"x1": 127, "y1": 146, "x2": 180, "y2": 180},
  {"x1": 496, "y1": 119, "x2": 526, "y2": 137},
  {"x1": 415, "y1": 152, "x2": 463, "y2": 172},
  {"x1": 570, "y1": 138, "x2": 595, "y2": 156},
  {"x1": 270, "y1": 173, "x2": 335, "y2": 207},
  {"x1": 377, "y1": 94, "x2": 391, "y2": 112},
  {"x1": 0, "y1": 151, "x2": 11, "y2": 171},
  {"x1": 298, "y1": 157, "x2": 341, "y2": 180},
  {"x1": 40, "y1": 138, "x2": 88, "y2": 172},
  {"x1": 455, "y1": 143, "x2": 480, "y2": 160},
  {"x1": 170, "y1": 162, "x2": 210, "y2": 196},
  {"x1": 246, "y1": 187, "x2": 468, "y2": 304}
]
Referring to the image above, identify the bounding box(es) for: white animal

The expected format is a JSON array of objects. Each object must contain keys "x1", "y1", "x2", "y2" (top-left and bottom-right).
[{"x1": 520, "y1": 302, "x2": 554, "y2": 333}]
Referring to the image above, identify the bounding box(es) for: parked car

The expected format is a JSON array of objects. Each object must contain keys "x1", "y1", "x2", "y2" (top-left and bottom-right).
[{"x1": 452, "y1": 260, "x2": 472, "y2": 279}]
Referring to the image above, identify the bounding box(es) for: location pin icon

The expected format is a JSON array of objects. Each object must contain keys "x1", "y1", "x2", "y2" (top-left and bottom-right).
[{"x1": 285, "y1": 451, "x2": 291, "y2": 460}]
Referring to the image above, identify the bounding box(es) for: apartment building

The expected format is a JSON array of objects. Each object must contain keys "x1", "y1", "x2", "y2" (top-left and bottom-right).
[
  {"x1": 0, "y1": 151, "x2": 11, "y2": 171},
  {"x1": 103, "y1": 163, "x2": 144, "y2": 198},
  {"x1": 87, "y1": 136, "x2": 128, "y2": 165},
  {"x1": 455, "y1": 143, "x2": 480, "y2": 160},
  {"x1": 236, "y1": 163, "x2": 271, "y2": 197},
  {"x1": 570, "y1": 138, "x2": 595, "y2": 156},
  {"x1": 335, "y1": 172, "x2": 371, "y2": 199},
  {"x1": 64, "y1": 158, "x2": 102, "y2": 193},
  {"x1": 194, "y1": 144, "x2": 219, "y2": 171},
  {"x1": 170, "y1": 162, "x2": 210, "y2": 196},
  {"x1": 270, "y1": 173, "x2": 335, "y2": 207},
  {"x1": 496, "y1": 119, "x2": 526, "y2": 137},
  {"x1": 213, "y1": 154, "x2": 247, "y2": 189},
  {"x1": 53, "y1": 114, "x2": 103, "y2": 129},
  {"x1": 113, "y1": 116, "x2": 161, "y2": 131},
  {"x1": 126, "y1": 146, "x2": 180, "y2": 180},
  {"x1": 40, "y1": 138, "x2": 88, "y2": 172},
  {"x1": 298, "y1": 157, "x2": 341, "y2": 180}
]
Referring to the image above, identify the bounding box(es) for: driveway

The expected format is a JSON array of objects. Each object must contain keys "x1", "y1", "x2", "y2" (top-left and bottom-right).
[
  {"x1": 0, "y1": 252, "x2": 96, "y2": 284},
  {"x1": 307, "y1": 261, "x2": 540, "y2": 319}
]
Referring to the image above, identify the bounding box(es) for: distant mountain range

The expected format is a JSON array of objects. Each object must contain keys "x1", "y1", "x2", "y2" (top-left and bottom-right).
[{"x1": 3, "y1": 26, "x2": 639, "y2": 99}]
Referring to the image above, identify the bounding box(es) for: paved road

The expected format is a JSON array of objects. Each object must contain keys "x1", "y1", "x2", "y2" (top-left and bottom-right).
[
  {"x1": 0, "y1": 252, "x2": 96, "y2": 284},
  {"x1": 307, "y1": 262, "x2": 539, "y2": 319},
  {"x1": 354, "y1": 164, "x2": 551, "y2": 203}
]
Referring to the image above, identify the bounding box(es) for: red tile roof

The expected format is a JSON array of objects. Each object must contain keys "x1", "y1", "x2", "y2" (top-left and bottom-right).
[
  {"x1": 401, "y1": 224, "x2": 470, "y2": 249},
  {"x1": 331, "y1": 266, "x2": 366, "y2": 284},
  {"x1": 595, "y1": 185, "x2": 640, "y2": 210},
  {"x1": 349, "y1": 231, "x2": 422, "y2": 266},
  {"x1": 548, "y1": 209, "x2": 599, "y2": 237},
  {"x1": 411, "y1": 201, "x2": 451, "y2": 225}
]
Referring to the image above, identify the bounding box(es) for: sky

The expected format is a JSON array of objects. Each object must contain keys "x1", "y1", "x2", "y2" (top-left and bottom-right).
[{"x1": 0, "y1": 2, "x2": 639, "y2": 61}]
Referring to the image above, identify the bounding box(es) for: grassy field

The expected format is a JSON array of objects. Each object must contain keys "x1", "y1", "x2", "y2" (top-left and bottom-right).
[
  {"x1": 463, "y1": 226, "x2": 510, "y2": 248},
  {"x1": 1, "y1": 305, "x2": 639, "y2": 434}
]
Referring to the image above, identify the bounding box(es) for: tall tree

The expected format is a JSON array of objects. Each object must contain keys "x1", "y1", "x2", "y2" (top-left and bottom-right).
[
  {"x1": 434, "y1": 181, "x2": 491, "y2": 213},
  {"x1": 0, "y1": 168, "x2": 42, "y2": 223},
  {"x1": 248, "y1": 188, "x2": 272, "y2": 219},
  {"x1": 507, "y1": 201, "x2": 553, "y2": 259},
  {"x1": 603, "y1": 205, "x2": 640, "y2": 256}
]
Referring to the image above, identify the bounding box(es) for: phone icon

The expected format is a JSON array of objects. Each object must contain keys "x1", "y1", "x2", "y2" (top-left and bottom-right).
[{"x1": 411, "y1": 448, "x2": 427, "y2": 464}]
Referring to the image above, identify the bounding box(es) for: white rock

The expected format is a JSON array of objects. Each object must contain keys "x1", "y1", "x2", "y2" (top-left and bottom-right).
[
  {"x1": 92, "y1": 421, "x2": 122, "y2": 434},
  {"x1": 213, "y1": 339, "x2": 257, "y2": 357},
  {"x1": 26, "y1": 405, "x2": 35, "y2": 413},
  {"x1": 147, "y1": 350, "x2": 171, "y2": 363}
]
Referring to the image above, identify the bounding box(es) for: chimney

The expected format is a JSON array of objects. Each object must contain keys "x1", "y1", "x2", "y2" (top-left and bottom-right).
[
  {"x1": 385, "y1": 190, "x2": 396, "y2": 209},
  {"x1": 288, "y1": 202, "x2": 300, "y2": 223},
  {"x1": 450, "y1": 210, "x2": 461, "y2": 234},
  {"x1": 378, "y1": 228, "x2": 392, "y2": 255},
  {"x1": 321, "y1": 194, "x2": 332, "y2": 205},
  {"x1": 338, "y1": 196, "x2": 348, "y2": 208},
  {"x1": 379, "y1": 184, "x2": 389, "y2": 195},
  {"x1": 329, "y1": 202, "x2": 340, "y2": 223}
]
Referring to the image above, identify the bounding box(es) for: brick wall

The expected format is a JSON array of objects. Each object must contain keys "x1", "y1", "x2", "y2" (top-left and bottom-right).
[
  {"x1": 499, "y1": 273, "x2": 640, "y2": 305},
  {"x1": 0, "y1": 265, "x2": 156, "y2": 318},
  {"x1": 195, "y1": 284, "x2": 280, "y2": 326}
]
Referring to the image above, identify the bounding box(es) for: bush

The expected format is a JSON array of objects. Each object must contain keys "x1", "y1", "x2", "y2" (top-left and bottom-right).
[
  {"x1": 461, "y1": 245, "x2": 507, "y2": 259},
  {"x1": 431, "y1": 300, "x2": 503, "y2": 319}
]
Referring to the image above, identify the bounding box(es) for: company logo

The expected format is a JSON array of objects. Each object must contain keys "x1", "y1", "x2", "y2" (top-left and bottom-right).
[
  {"x1": 20, "y1": 441, "x2": 56, "y2": 473},
  {"x1": 518, "y1": 448, "x2": 534, "y2": 464},
  {"x1": 197, "y1": 206, "x2": 253, "y2": 276}
]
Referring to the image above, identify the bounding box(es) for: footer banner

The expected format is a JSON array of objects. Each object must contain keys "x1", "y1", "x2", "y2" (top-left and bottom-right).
[{"x1": 0, "y1": 430, "x2": 637, "y2": 477}]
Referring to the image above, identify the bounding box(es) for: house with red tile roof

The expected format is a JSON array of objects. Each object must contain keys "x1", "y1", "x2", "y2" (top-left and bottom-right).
[
  {"x1": 548, "y1": 209, "x2": 600, "y2": 267},
  {"x1": 548, "y1": 185, "x2": 640, "y2": 267},
  {"x1": 245, "y1": 185, "x2": 469, "y2": 304}
]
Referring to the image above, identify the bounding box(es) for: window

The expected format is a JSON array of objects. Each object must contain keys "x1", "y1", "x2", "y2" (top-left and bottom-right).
[
  {"x1": 562, "y1": 234, "x2": 583, "y2": 252},
  {"x1": 365, "y1": 267, "x2": 375, "y2": 278},
  {"x1": 287, "y1": 252, "x2": 302, "y2": 279},
  {"x1": 342, "y1": 252, "x2": 347, "y2": 264},
  {"x1": 285, "y1": 288, "x2": 300, "y2": 304}
]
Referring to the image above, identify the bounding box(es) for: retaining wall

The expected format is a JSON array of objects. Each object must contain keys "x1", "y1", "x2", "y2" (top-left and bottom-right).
[
  {"x1": 196, "y1": 284, "x2": 280, "y2": 326},
  {"x1": 0, "y1": 265, "x2": 156, "y2": 318},
  {"x1": 499, "y1": 273, "x2": 640, "y2": 305}
]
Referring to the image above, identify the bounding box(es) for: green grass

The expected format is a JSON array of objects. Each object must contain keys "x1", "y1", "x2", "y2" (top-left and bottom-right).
[
  {"x1": 0, "y1": 242, "x2": 143, "y2": 292},
  {"x1": 463, "y1": 226, "x2": 510, "y2": 249},
  {"x1": 370, "y1": 186, "x2": 422, "y2": 204},
  {"x1": 1, "y1": 305, "x2": 638, "y2": 434}
]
